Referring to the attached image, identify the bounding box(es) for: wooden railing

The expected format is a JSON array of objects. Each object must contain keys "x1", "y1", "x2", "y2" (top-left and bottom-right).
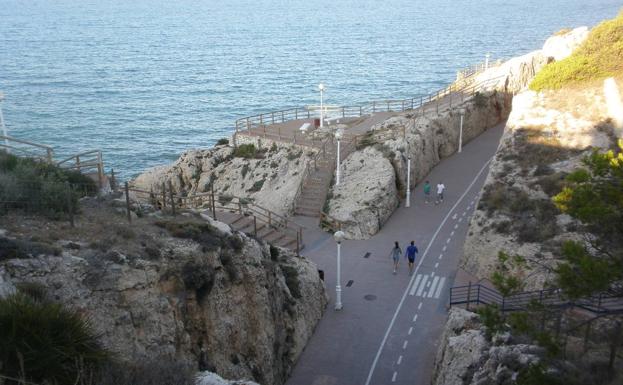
[
  {"x1": 0, "y1": 135, "x2": 54, "y2": 162},
  {"x1": 57, "y1": 150, "x2": 105, "y2": 189}
]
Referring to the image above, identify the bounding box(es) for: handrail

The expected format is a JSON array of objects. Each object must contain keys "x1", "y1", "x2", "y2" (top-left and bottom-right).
[
  {"x1": 0, "y1": 135, "x2": 54, "y2": 162},
  {"x1": 234, "y1": 58, "x2": 504, "y2": 138},
  {"x1": 449, "y1": 283, "x2": 623, "y2": 315},
  {"x1": 57, "y1": 150, "x2": 105, "y2": 189}
]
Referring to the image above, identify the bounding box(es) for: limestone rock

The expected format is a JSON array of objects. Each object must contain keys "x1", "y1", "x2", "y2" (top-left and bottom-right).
[
  {"x1": 327, "y1": 146, "x2": 399, "y2": 239},
  {"x1": 0, "y1": 265, "x2": 16, "y2": 298},
  {"x1": 542, "y1": 27, "x2": 589, "y2": 61},
  {"x1": 475, "y1": 50, "x2": 550, "y2": 94},
  {"x1": 1, "y1": 225, "x2": 327, "y2": 385},
  {"x1": 196, "y1": 370, "x2": 259, "y2": 385},
  {"x1": 132, "y1": 144, "x2": 314, "y2": 217}
]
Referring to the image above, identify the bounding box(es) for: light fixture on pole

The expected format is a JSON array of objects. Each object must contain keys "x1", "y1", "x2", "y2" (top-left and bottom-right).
[
  {"x1": 335, "y1": 128, "x2": 343, "y2": 185},
  {"x1": 0, "y1": 92, "x2": 8, "y2": 152},
  {"x1": 319, "y1": 83, "x2": 325, "y2": 128},
  {"x1": 485, "y1": 53, "x2": 490, "y2": 70},
  {"x1": 458, "y1": 108, "x2": 466, "y2": 153},
  {"x1": 406, "y1": 152, "x2": 411, "y2": 208},
  {"x1": 333, "y1": 230, "x2": 345, "y2": 310}
]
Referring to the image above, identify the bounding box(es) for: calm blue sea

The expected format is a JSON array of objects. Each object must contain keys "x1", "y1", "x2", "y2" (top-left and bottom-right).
[{"x1": 1, "y1": 0, "x2": 621, "y2": 177}]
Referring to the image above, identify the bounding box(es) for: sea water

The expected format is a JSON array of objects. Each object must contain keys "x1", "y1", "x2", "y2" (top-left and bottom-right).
[{"x1": 1, "y1": 0, "x2": 620, "y2": 177}]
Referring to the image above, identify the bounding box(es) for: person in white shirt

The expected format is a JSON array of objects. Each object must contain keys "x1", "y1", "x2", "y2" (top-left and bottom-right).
[{"x1": 436, "y1": 182, "x2": 445, "y2": 204}]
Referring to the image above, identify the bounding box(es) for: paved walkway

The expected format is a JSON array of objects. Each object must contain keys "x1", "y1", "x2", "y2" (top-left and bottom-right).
[{"x1": 286, "y1": 122, "x2": 506, "y2": 385}]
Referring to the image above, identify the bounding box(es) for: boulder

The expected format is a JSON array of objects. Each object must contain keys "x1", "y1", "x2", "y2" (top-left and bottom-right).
[
  {"x1": 542, "y1": 27, "x2": 589, "y2": 61},
  {"x1": 326, "y1": 146, "x2": 399, "y2": 239},
  {"x1": 196, "y1": 370, "x2": 259, "y2": 385}
]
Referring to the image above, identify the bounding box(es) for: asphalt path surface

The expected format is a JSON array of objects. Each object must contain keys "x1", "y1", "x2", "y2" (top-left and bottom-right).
[{"x1": 286, "y1": 122, "x2": 505, "y2": 385}]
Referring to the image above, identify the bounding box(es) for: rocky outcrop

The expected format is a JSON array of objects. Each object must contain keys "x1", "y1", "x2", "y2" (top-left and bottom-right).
[
  {"x1": 475, "y1": 27, "x2": 589, "y2": 94},
  {"x1": 326, "y1": 146, "x2": 399, "y2": 239},
  {"x1": 326, "y1": 89, "x2": 510, "y2": 239},
  {"x1": 196, "y1": 371, "x2": 259, "y2": 385},
  {"x1": 461, "y1": 83, "x2": 615, "y2": 290},
  {"x1": 1, "y1": 218, "x2": 327, "y2": 385},
  {"x1": 432, "y1": 308, "x2": 543, "y2": 385},
  {"x1": 131, "y1": 143, "x2": 314, "y2": 217}
]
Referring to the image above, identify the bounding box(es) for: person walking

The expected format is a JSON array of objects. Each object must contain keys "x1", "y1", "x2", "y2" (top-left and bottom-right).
[
  {"x1": 404, "y1": 241, "x2": 419, "y2": 275},
  {"x1": 436, "y1": 182, "x2": 446, "y2": 204},
  {"x1": 423, "y1": 180, "x2": 431, "y2": 203},
  {"x1": 390, "y1": 241, "x2": 402, "y2": 274}
]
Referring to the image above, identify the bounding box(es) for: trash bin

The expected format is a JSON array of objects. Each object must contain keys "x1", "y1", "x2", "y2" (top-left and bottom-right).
[
  {"x1": 318, "y1": 269, "x2": 325, "y2": 281},
  {"x1": 314, "y1": 118, "x2": 320, "y2": 128}
]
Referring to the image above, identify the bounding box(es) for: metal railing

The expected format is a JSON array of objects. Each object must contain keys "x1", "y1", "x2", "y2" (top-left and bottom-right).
[
  {"x1": 128, "y1": 183, "x2": 304, "y2": 253},
  {"x1": 0, "y1": 135, "x2": 54, "y2": 162},
  {"x1": 449, "y1": 283, "x2": 623, "y2": 314},
  {"x1": 233, "y1": 58, "x2": 503, "y2": 141}
]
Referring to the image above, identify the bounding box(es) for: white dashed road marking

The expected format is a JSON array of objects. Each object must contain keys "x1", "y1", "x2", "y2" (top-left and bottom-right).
[
  {"x1": 402, "y1": 340, "x2": 408, "y2": 350},
  {"x1": 418, "y1": 302, "x2": 423, "y2": 310},
  {"x1": 409, "y1": 274, "x2": 423, "y2": 296},
  {"x1": 408, "y1": 327, "x2": 413, "y2": 335},
  {"x1": 412, "y1": 314, "x2": 418, "y2": 322},
  {"x1": 434, "y1": 262, "x2": 439, "y2": 268},
  {"x1": 392, "y1": 372, "x2": 397, "y2": 382},
  {"x1": 454, "y1": 224, "x2": 458, "y2": 230},
  {"x1": 427, "y1": 276, "x2": 440, "y2": 297},
  {"x1": 434, "y1": 277, "x2": 447, "y2": 299},
  {"x1": 397, "y1": 355, "x2": 402, "y2": 365}
]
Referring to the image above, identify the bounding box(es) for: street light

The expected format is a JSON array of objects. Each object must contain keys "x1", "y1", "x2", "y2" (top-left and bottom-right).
[
  {"x1": 485, "y1": 53, "x2": 490, "y2": 70},
  {"x1": 333, "y1": 230, "x2": 345, "y2": 310},
  {"x1": 458, "y1": 108, "x2": 466, "y2": 153},
  {"x1": 335, "y1": 128, "x2": 343, "y2": 185},
  {"x1": 319, "y1": 83, "x2": 325, "y2": 128},
  {"x1": 406, "y1": 152, "x2": 411, "y2": 208}
]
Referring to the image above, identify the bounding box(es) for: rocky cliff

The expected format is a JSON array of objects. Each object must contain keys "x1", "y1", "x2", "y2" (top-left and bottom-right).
[
  {"x1": 131, "y1": 142, "x2": 315, "y2": 217},
  {"x1": 0, "y1": 206, "x2": 327, "y2": 385}
]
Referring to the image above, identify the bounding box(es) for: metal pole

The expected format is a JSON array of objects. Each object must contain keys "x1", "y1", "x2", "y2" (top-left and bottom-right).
[
  {"x1": 335, "y1": 241, "x2": 343, "y2": 310},
  {"x1": 459, "y1": 113, "x2": 464, "y2": 153},
  {"x1": 485, "y1": 53, "x2": 490, "y2": 70},
  {"x1": 406, "y1": 156, "x2": 411, "y2": 208},
  {"x1": 124, "y1": 182, "x2": 132, "y2": 224},
  {"x1": 336, "y1": 139, "x2": 341, "y2": 185},
  {"x1": 320, "y1": 86, "x2": 324, "y2": 128}
]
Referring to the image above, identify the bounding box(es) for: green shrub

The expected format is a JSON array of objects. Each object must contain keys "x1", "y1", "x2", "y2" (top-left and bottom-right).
[
  {"x1": 233, "y1": 143, "x2": 257, "y2": 159},
  {"x1": 182, "y1": 262, "x2": 215, "y2": 301},
  {"x1": 248, "y1": 179, "x2": 265, "y2": 192},
  {"x1": 0, "y1": 237, "x2": 61, "y2": 261},
  {"x1": 241, "y1": 163, "x2": 250, "y2": 178},
  {"x1": 0, "y1": 293, "x2": 108, "y2": 384},
  {"x1": 216, "y1": 138, "x2": 229, "y2": 146},
  {"x1": 0, "y1": 151, "x2": 97, "y2": 218},
  {"x1": 473, "y1": 92, "x2": 488, "y2": 108},
  {"x1": 530, "y1": 11, "x2": 623, "y2": 90}
]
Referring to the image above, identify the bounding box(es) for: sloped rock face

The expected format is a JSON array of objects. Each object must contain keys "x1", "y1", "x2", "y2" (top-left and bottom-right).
[
  {"x1": 132, "y1": 143, "x2": 314, "y2": 217},
  {"x1": 432, "y1": 308, "x2": 543, "y2": 385},
  {"x1": 461, "y1": 84, "x2": 614, "y2": 290},
  {"x1": 327, "y1": 146, "x2": 399, "y2": 239},
  {"x1": 475, "y1": 26, "x2": 589, "y2": 94},
  {"x1": 1, "y1": 224, "x2": 327, "y2": 385}
]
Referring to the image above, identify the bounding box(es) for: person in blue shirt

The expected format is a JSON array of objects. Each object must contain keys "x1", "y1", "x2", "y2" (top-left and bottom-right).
[{"x1": 405, "y1": 241, "x2": 419, "y2": 275}]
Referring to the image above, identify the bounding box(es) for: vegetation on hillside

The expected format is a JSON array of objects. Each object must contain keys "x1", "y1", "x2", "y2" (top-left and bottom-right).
[
  {"x1": 0, "y1": 151, "x2": 97, "y2": 218},
  {"x1": 530, "y1": 11, "x2": 623, "y2": 91}
]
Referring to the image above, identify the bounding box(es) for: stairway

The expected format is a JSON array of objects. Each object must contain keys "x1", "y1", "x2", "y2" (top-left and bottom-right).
[{"x1": 294, "y1": 143, "x2": 336, "y2": 217}]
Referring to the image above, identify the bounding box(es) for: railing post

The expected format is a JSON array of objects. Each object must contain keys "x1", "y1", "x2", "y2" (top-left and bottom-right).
[
  {"x1": 609, "y1": 321, "x2": 622, "y2": 370},
  {"x1": 387, "y1": 101, "x2": 390, "y2": 111},
  {"x1": 401, "y1": 100, "x2": 405, "y2": 111},
  {"x1": 477, "y1": 284, "x2": 481, "y2": 304},
  {"x1": 299, "y1": 228, "x2": 303, "y2": 247},
  {"x1": 124, "y1": 182, "x2": 132, "y2": 224},
  {"x1": 307, "y1": 110, "x2": 310, "y2": 119},
  {"x1": 295, "y1": 109, "x2": 298, "y2": 120},
  {"x1": 96, "y1": 151, "x2": 103, "y2": 190},
  {"x1": 281, "y1": 111, "x2": 285, "y2": 122},
  {"x1": 65, "y1": 182, "x2": 74, "y2": 228},
  {"x1": 162, "y1": 182, "x2": 167, "y2": 209},
  {"x1": 271, "y1": 112, "x2": 275, "y2": 125},
  {"x1": 268, "y1": 211, "x2": 272, "y2": 226},
  {"x1": 296, "y1": 231, "x2": 300, "y2": 257},
  {"x1": 76, "y1": 155, "x2": 81, "y2": 172},
  {"x1": 211, "y1": 184, "x2": 216, "y2": 220},
  {"x1": 168, "y1": 180, "x2": 176, "y2": 216},
  {"x1": 342, "y1": 106, "x2": 345, "y2": 118},
  {"x1": 466, "y1": 281, "x2": 472, "y2": 310},
  {"x1": 254, "y1": 216, "x2": 257, "y2": 237},
  {"x1": 110, "y1": 169, "x2": 117, "y2": 191},
  {"x1": 278, "y1": 126, "x2": 282, "y2": 140},
  {"x1": 372, "y1": 101, "x2": 376, "y2": 113},
  {"x1": 238, "y1": 200, "x2": 242, "y2": 214},
  {"x1": 359, "y1": 106, "x2": 363, "y2": 116},
  {"x1": 246, "y1": 118, "x2": 251, "y2": 131}
]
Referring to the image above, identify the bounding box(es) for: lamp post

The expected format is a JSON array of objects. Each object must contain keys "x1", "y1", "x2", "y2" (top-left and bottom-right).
[
  {"x1": 335, "y1": 128, "x2": 343, "y2": 185},
  {"x1": 333, "y1": 230, "x2": 345, "y2": 310},
  {"x1": 485, "y1": 53, "x2": 490, "y2": 70},
  {"x1": 458, "y1": 108, "x2": 466, "y2": 153},
  {"x1": 406, "y1": 154, "x2": 411, "y2": 208},
  {"x1": 0, "y1": 93, "x2": 8, "y2": 152},
  {"x1": 319, "y1": 83, "x2": 325, "y2": 128}
]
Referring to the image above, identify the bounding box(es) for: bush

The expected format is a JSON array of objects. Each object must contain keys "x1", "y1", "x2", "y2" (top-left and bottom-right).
[
  {"x1": 473, "y1": 92, "x2": 488, "y2": 108},
  {"x1": 155, "y1": 220, "x2": 243, "y2": 253},
  {"x1": 0, "y1": 293, "x2": 108, "y2": 384},
  {"x1": 233, "y1": 143, "x2": 257, "y2": 159},
  {"x1": 182, "y1": 262, "x2": 215, "y2": 301},
  {"x1": 0, "y1": 151, "x2": 97, "y2": 218},
  {"x1": 0, "y1": 236, "x2": 61, "y2": 261},
  {"x1": 248, "y1": 179, "x2": 265, "y2": 193},
  {"x1": 530, "y1": 12, "x2": 623, "y2": 91},
  {"x1": 216, "y1": 138, "x2": 229, "y2": 146}
]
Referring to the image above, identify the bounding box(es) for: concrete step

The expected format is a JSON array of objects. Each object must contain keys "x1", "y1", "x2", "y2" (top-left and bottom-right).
[{"x1": 294, "y1": 208, "x2": 320, "y2": 217}]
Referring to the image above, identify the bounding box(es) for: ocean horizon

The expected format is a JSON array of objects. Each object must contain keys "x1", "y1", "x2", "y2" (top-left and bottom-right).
[{"x1": 1, "y1": 0, "x2": 621, "y2": 178}]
